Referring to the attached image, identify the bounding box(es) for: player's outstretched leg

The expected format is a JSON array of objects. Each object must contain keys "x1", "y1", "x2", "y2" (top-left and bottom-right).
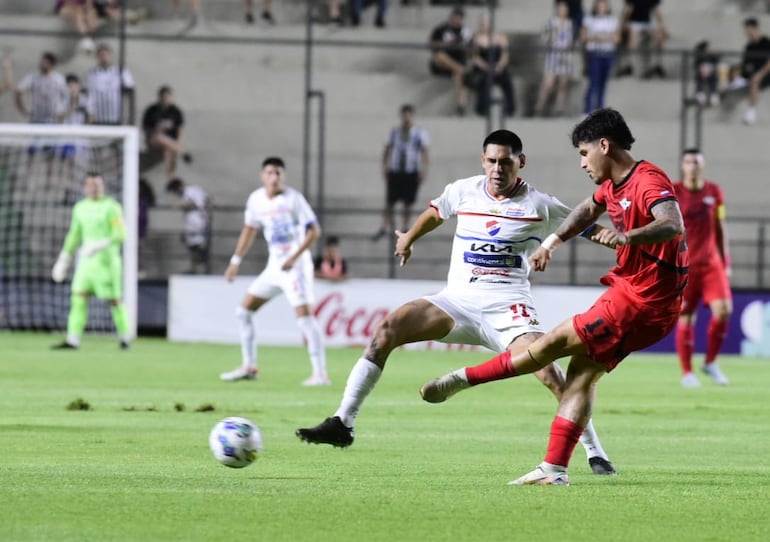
[
  {"x1": 421, "y1": 351, "x2": 617, "y2": 475},
  {"x1": 52, "y1": 294, "x2": 88, "y2": 349}
]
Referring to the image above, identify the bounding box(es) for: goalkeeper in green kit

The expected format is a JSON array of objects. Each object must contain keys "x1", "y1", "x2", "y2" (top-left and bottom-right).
[{"x1": 51, "y1": 172, "x2": 131, "y2": 349}]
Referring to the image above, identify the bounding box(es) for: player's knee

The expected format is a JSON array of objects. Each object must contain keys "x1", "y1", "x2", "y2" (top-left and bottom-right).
[{"x1": 235, "y1": 306, "x2": 252, "y2": 322}]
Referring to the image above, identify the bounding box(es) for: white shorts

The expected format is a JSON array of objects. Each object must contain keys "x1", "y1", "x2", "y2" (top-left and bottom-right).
[
  {"x1": 423, "y1": 288, "x2": 544, "y2": 352},
  {"x1": 246, "y1": 264, "x2": 315, "y2": 307}
]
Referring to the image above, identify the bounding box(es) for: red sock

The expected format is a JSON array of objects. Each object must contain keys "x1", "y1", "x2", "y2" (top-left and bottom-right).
[
  {"x1": 465, "y1": 351, "x2": 516, "y2": 385},
  {"x1": 675, "y1": 322, "x2": 694, "y2": 374},
  {"x1": 543, "y1": 416, "x2": 584, "y2": 468},
  {"x1": 705, "y1": 317, "x2": 729, "y2": 364}
]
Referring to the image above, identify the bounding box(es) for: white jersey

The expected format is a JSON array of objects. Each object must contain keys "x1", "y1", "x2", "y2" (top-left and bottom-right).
[
  {"x1": 244, "y1": 186, "x2": 318, "y2": 269},
  {"x1": 430, "y1": 175, "x2": 571, "y2": 304}
]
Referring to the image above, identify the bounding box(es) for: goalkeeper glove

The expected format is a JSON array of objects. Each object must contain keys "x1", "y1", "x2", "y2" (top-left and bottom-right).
[
  {"x1": 78, "y1": 239, "x2": 111, "y2": 259},
  {"x1": 51, "y1": 251, "x2": 72, "y2": 283}
]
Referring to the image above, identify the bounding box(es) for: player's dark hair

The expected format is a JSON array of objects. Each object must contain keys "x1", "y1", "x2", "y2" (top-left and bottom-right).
[
  {"x1": 744, "y1": 17, "x2": 759, "y2": 28},
  {"x1": 400, "y1": 104, "x2": 415, "y2": 114},
  {"x1": 325, "y1": 235, "x2": 340, "y2": 246},
  {"x1": 158, "y1": 85, "x2": 172, "y2": 98},
  {"x1": 85, "y1": 171, "x2": 102, "y2": 179},
  {"x1": 483, "y1": 130, "x2": 523, "y2": 154},
  {"x1": 166, "y1": 178, "x2": 184, "y2": 193},
  {"x1": 571, "y1": 108, "x2": 635, "y2": 150},
  {"x1": 681, "y1": 147, "x2": 701, "y2": 156},
  {"x1": 451, "y1": 7, "x2": 465, "y2": 18},
  {"x1": 65, "y1": 73, "x2": 79, "y2": 84},
  {"x1": 42, "y1": 52, "x2": 57, "y2": 66},
  {"x1": 262, "y1": 156, "x2": 285, "y2": 169}
]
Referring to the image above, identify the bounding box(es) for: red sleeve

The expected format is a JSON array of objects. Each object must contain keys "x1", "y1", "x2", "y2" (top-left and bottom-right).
[
  {"x1": 639, "y1": 168, "x2": 677, "y2": 213},
  {"x1": 593, "y1": 181, "x2": 608, "y2": 207}
]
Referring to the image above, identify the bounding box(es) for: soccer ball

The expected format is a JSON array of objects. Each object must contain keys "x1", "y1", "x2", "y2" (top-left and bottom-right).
[{"x1": 209, "y1": 416, "x2": 263, "y2": 468}]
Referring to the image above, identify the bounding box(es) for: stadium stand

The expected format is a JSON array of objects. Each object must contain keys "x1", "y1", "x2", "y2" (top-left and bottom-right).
[{"x1": 0, "y1": 0, "x2": 767, "y2": 287}]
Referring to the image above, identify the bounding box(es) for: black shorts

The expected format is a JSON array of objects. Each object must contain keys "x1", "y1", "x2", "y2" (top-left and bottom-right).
[{"x1": 387, "y1": 172, "x2": 420, "y2": 206}]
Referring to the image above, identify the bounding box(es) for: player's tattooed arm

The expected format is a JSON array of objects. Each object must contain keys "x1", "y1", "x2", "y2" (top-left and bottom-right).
[
  {"x1": 553, "y1": 196, "x2": 605, "y2": 242},
  {"x1": 624, "y1": 199, "x2": 684, "y2": 245}
]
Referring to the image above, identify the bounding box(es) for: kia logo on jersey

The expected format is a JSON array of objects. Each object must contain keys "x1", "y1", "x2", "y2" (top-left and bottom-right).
[{"x1": 486, "y1": 220, "x2": 501, "y2": 236}]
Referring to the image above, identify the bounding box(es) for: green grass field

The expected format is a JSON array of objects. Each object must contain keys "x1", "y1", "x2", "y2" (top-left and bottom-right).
[{"x1": 1, "y1": 332, "x2": 769, "y2": 542}]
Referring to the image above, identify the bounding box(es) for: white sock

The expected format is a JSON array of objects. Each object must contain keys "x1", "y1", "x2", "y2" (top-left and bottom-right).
[
  {"x1": 297, "y1": 315, "x2": 326, "y2": 377},
  {"x1": 235, "y1": 306, "x2": 258, "y2": 369},
  {"x1": 333, "y1": 357, "x2": 382, "y2": 428},
  {"x1": 579, "y1": 419, "x2": 608, "y2": 460},
  {"x1": 66, "y1": 333, "x2": 81, "y2": 346}
]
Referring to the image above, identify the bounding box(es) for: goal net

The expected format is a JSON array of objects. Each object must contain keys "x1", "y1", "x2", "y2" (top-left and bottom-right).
[{"x1": 0, "y1": 123, "x2": 139, "y2": 338}]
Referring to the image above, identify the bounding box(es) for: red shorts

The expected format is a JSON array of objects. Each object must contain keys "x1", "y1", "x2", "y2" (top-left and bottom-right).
[
  {"x1": 681, "y1": 264, "x2": 731, "y2": 314},
  {"x1": 573, "y1": 286, "x2": 679, "y2": 372}
]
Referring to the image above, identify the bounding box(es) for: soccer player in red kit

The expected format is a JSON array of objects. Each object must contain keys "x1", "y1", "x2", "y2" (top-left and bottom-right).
[
  {"x1": 420, "y1": 108, "x2": 688, "y2": 485},
  {"x1": 673, "y1": 149, "x2": 731, "y2": 387}
]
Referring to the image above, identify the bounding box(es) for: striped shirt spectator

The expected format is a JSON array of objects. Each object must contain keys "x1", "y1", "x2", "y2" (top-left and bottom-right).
[
  {"x1": 384, "y1": 123, "x2": 430, "y2": 175},
  {"x1": 14, "y1": 52, "x2": 67, "y2": 123},
  {"x1": 85, "y1": 43, "x2": 135, "y2": 125}
]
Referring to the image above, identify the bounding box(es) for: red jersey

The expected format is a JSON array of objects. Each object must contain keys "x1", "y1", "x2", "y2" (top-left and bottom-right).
[
  {"x1": 673, "y1": 180, "x2": 724, "y2": 268},
  {"x1": 592, "y1": 161, "x2": 689, "y2": 305}
]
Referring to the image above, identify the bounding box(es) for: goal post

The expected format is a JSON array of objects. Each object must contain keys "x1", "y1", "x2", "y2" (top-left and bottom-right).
[{"x1": 0, "y1": 123, "x2": 139, "y2": 339}]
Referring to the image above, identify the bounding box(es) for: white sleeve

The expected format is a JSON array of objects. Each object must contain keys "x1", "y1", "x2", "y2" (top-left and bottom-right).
[
  {"x1": 243, "y1": 194, "x2": 261, "y2": 229},
  {"x1": 294, "y1": 192, "x2": 318, "y2": 228},
  {"x1": 429, "y1": 180, "x2": 462, "y2": 220},
  {"x1": 541, "y1": 192, "x2": 573, "y2": 233}
]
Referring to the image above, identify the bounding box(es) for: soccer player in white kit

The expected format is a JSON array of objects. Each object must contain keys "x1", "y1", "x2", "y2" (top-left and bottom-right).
[
  {"x1": 297, "y1": 130, "x2": 616, "y2": 475},
  {"x1": 221, "y1": 157, "x2": 330, "y2": 386}
]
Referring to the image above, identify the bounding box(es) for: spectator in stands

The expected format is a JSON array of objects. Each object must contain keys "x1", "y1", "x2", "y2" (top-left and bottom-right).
[
  {"x1": 616, "y1": 0, "x2": 668, "y2": 79},
  {"x1": 142, "y1": 85, "x2": 192, "y2": 180},
  {"x1": 0, "y1": 51, "x2": 14, "y2": 95},
  {"x1": 92, "y1": 1, "x2": 147, "y2": 25},
  {"x1": 349, "y1": 0, "x2": 389, "y2": 28},
  {"x1": 562, "y1": 0, "x2": 585, "y2": 42},
  {"x1": 581, "y1": 0, "x2": 619, "y2": 114},
  {"x1": 138, "y1": 177, "x2": 156, "y2": 277},
  {"x1": 534, "y1": 1, "x2": 574, "y2": 117},
  {"x1": 55, "y1": 0, "x2": 98, "y2": 54},
  {"x1": 314, "y1": 236, "x2": 350, "y2": 281},
  {"x1": 58, "y1": 74, "x2": 88, "y2": 198},
  {"x1": 85, "y1": 43, "x2": 135, "y2": 125},
  {"x1": 244, "y1": 0, "x2": 275, "y2": 24},
  {"x1": 692, "y1": 40, "x2": 720, "y2": 107},
  {"x1": 739, "y1": 17, "x2": 770, "y2": 125},
  {"x1": 15, "y1": 52, "x2": 67, "y2": 187},
  {"x1": 59, "y1": 74, "x2": 88, "y2": 126},
  {"x1": 373, "y1": 104, "x2": 430, "y2": 241},
  {"x1": 166, "y1": 178, "x2": 211, "y2": 274},
  {"x1": 14, "y1": 52, "x2": 67, "y2": 124},
  {"x1": 429, "y1": 7, "x2": 474, "y2": 116},
  {"x1": 469, "y1": 13, "x2": 515, "y2": 118}
]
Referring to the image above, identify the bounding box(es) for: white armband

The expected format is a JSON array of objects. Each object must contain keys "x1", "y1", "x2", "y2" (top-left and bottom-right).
[
  {"x1": 229, "y1": 255, "x2": 242, "y2": 266},
  {"x1": 541, "y1": 234, "x2": 564, "y2": 252}
]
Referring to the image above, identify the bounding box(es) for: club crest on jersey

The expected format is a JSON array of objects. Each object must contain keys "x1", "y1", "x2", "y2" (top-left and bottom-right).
[
  {"x1": 703, "y1": 196, "x2": 716, "y2": 205},
  {"x1": 486, "y1": 220, "x2": 501, "y2": 236},
  {"x1": 619, "y1": 198, "x2": 632, "y2": 210}
]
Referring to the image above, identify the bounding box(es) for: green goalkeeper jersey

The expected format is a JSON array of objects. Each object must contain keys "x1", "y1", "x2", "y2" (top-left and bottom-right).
[{"x1": 63, "y1": 197, "x2": 126, "y2": 258}]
